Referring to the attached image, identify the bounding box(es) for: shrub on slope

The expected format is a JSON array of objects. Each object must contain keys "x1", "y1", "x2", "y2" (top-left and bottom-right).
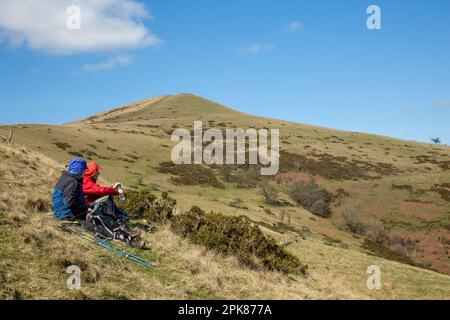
[
  {"x1": 121, "y1": 190, "x2": 176, "y2": 223},
  {"x1": 171, "y1": 206, "x2": 308, "y2": 275},
  {"x1": 157, "y1": 162, "x2": 224, "y2": 189}
]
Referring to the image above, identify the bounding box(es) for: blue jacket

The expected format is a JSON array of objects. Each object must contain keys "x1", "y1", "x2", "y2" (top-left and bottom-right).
[{"x1": 52, "y1": 171, "x2": 88, "y2": 220}]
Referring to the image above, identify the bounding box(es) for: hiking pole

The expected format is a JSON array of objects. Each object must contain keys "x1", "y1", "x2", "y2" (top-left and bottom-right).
[
  {"x1": 60, "y1": 223, "x2": 154, "y2": 269},
  {"x1": 93, "y1": 232, "x2": 153, "y2": 267},
  {"x1": 59, "y1": 224, "x2": 155, "y2": 269}
]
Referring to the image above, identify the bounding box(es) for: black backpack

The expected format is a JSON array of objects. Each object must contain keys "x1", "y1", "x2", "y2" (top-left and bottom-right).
[{"x1": 80, "y1": 196, "x2": 131, "y2": 242}]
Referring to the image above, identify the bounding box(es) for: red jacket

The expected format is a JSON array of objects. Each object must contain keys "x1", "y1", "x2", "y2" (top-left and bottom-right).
[{"x1": 82, "y1": 176, "x2": 119, "y2": 204}]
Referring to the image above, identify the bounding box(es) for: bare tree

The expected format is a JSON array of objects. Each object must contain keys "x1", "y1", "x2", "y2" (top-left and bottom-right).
[
  {"x1": 288, "y1": 178, "x2": 332, "y2": 218},
  {"x1": 260, "y1": 180, "x2": 279, "y2": 204}
]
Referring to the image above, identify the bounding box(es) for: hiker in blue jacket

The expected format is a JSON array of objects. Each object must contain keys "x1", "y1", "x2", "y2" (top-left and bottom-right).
[{"x1": 52, "y1": 158, "x2": 89, "y2": 220}]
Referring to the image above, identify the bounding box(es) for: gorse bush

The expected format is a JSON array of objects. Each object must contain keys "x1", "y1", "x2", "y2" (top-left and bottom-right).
[
  {"x1": 219, "y1": 164, "x2": 261, "y2": 188},
  {"x1": 280, "y1": 150, "x2": 399, "y2": 180},
  {"x1": 121, "y1": 190, "x2": 176, "y2": 223},
  {"x1": 151, "y1": 191, "x2": 177, "y2": 223},
  {"x1": 310, "y1": 199, "x2": 329, "y2": 217},
  {"x1": 119, "y1": 190, "x2": 306, "y2": 274},
  {"x1": 53, "y1": 142, "x2": 71, "y2": 150},
  {"x1": 121, "y1": 190, "x2": 156, "y2": 217},
  {"x1": 158, "y1": 161, "x2": 224, "y2": 189},
  {"x1": 171, "y1": 206, "x2": 308, "y2": 275}
]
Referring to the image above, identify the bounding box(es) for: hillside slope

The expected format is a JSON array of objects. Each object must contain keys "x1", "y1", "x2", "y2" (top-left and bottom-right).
[
  {"x1": 0, "y1": 93, "x2": 449, "y2": 276},
  {"x1": 1, "y1": 140, "x2": 449, "y2": 299}
]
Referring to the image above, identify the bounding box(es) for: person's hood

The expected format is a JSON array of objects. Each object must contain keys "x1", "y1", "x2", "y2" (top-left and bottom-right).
[
  {"x1": 67, "y1": 157, "x2": 87, "y2": 175},
  {"x1": 84, "y1": 162, "x2": 102, "y2": 178}
]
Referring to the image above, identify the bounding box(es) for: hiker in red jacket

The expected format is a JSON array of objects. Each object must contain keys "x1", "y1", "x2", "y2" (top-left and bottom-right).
[
  {"x1": 82, "y1": 162, "x2": 145, "y2": 248},
  {"x1": 83, "y1": 162, "x2": 122, "y2": 203}
]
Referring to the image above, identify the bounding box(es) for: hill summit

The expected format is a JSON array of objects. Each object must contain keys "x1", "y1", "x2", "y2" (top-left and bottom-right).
[{"x1": 71, "y1": 94, "x2": 241, "y2": 125}]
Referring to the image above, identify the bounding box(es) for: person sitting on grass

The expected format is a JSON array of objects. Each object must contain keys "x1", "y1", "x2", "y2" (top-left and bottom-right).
[
  {"x1": 82, "y1": 162, "x2": 127, "y2": 221},
  {"x1": 82, "y1": 162, "x2": 145, "y2": 248},
  {"x1": 82, "y1": 162, "x2": 121, "y2": 203},
  {"x1": 52, "y1": 157, "x2": 88, "y2": 220}
]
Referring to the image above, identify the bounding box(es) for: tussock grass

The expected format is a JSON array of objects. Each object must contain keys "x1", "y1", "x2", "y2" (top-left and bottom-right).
[{"x1": 25, "y1": 198, "x2": 52, "y2": 213}]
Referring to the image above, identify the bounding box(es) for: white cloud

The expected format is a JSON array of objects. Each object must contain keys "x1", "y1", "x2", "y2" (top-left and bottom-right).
[
  {"x1": 289, "y1": 21, "x2": 302, "y2": 32},
  {"x1": 237, "y1": 43, "x2": 274, "y2": 55},
  {"x1": 0, "y1": 0, "x2": 161, "y2": 54},
  {"x1": 82, "y1": 55, "x2": 133, "y2": 72}
]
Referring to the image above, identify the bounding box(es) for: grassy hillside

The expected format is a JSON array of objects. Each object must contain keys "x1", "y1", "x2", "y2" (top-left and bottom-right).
[
  {"x1": 0, "y1": 93, "x2": 449, "y2": 278},
  {"x1": 1, "y1": 140, "x2": 449, "y2": 299}
]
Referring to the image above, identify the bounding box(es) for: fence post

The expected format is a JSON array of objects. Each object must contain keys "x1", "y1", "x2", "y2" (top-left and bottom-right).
[{"x1": 7, "y1": 129, "x2": 14, "y2": 143}]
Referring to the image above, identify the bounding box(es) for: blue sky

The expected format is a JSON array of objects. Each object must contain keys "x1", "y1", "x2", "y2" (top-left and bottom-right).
[{"x1": 0, "y1": 0, "x2": 449, "y2": 143}]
